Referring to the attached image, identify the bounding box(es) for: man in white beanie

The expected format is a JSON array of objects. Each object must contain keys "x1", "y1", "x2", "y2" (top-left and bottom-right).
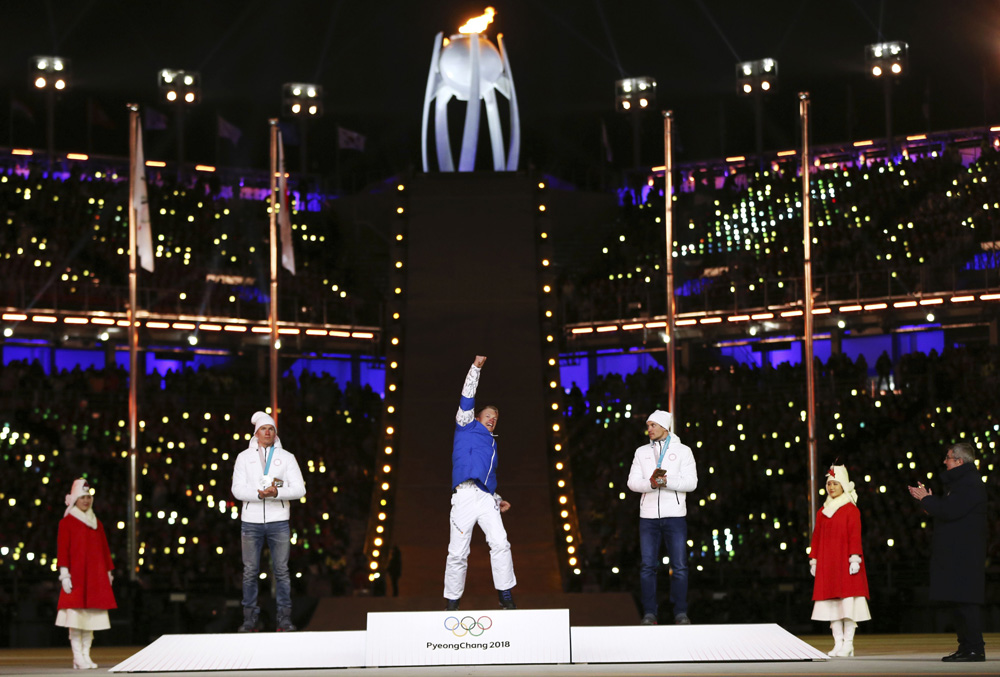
[
  {"x1": 626, "y1": 409, "x2": 698, "y2": 625},
  {"x1": 231, "y1": 411, "x2": 306, "y2": 632}
]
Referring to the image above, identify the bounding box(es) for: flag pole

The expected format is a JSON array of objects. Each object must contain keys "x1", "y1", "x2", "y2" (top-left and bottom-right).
[
  {"x1": 800, "y1": 92, "x2": 819, "y2": 533},
  {"x1": 268, "y1": 119, "x2": 280, "y2": 424},
  {"x1": 126, "y1": 103, "x2": 140, "y2": 582},
  {"x1": 662, "y1": 111, "x2": 676, "y2": 419}
]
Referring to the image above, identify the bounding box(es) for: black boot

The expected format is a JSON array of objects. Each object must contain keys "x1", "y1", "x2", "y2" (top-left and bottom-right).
[
  {"x1": 276, "y1": 607, "x2": 297, "y2": 632},
  {"x1": 498, "y1": 589, "x2": 517, "y2": 610},
  {"x1": 238, "y1": 607, "x2": 262, "y2": 633},
  {"x1": 445, "y1": 598, "x2": 461, "y2": 611}
]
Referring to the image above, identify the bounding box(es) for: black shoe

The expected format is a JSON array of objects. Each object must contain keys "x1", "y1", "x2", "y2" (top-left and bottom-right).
[
  {"x1": 276, "y1": 607, "x2": 297, "y2": 632},
  {"x1": 942, "y1": 650, "x2": 985, "y2": 662},
  {"x1": 237, "y1": 609, "x2": 262, "y2": 633},
  {"x1": 445, "y1": 598, "x2": 460, "y2": 611},
  {"x1": 498, "y1": 589, "x2": 517, "y2": 610}
]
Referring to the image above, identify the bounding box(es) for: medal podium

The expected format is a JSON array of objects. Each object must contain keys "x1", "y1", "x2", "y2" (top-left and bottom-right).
[{"x1": 110, "y1": 609, "x2": 825, "y2": 671}]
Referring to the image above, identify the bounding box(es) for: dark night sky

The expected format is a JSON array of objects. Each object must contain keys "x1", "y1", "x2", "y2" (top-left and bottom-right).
[{"x1": 5, "y1": 1, "x2": 1000, "y2": 182}]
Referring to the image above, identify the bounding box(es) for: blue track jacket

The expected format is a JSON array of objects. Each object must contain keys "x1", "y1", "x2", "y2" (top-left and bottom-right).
[{"x1": 451, "y1": 364, "x2": 498, "y2": 494}]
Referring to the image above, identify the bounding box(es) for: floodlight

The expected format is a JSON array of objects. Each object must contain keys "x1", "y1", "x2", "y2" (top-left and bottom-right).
[
  {"x1": 158, "y1": 69, "x2": 201, "y2": 105},
  {"x1": 736, "y1": 58, "x2": 778, "y2": 96},
  {"x1": 615, "y1": 77, "x2": 656, "y2": 113},
  {"x1": 31, "y1": 55, "x2": 70, "y2": 90},
  {"x1": 282, "y1": 83, "x2": 324, "y2": 117},
  {"x1": 30, "y1": 56, "x2": 71, "y2": 170},
  {"x1": 866, "y1": 41, "x2": 908, "y2": 79}
]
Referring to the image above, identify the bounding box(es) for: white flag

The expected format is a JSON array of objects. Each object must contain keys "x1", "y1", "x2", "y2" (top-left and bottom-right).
[
  {"x1": 337, "y1": 126, "x2": 365, "y2": 151},
  {"x1": 132, "y1": 119, "x2": 154, "y2": 273},
  {"x1": 277, "y1": 129, "x2": 295, "y2": 275},
  {"x1": 217, "y1": 114, "x2": 242, "y2": 146}
]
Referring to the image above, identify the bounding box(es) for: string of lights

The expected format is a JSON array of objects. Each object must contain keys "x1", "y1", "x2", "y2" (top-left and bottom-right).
[
  {"x1": 363, "y1": 182, "x2": 408, "y2": 582},
  {"x1": 536, "y1": 180, "x2": 585, "y2": 578}
]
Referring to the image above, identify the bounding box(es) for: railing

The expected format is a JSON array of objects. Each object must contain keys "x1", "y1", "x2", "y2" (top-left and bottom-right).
[
  {"x1": 0, "y1": 279, "x2": 375, "y2": 327},
  {"x1": 564, "y1": 263, "x2": 1000, "y2": 324}
]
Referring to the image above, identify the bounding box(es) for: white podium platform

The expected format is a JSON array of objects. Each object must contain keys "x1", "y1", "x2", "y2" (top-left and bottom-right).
[
  {"x1": 366, "y1": 609, "x2": 570, "y2": 666},
  {"x1": 108, "y1": 631, "x2": 367, "y2": 672},
  {"x1": 109, "y1": 614, "x2": 826, "y2": 672},
  {"x1": 571, "y1": 623, "x2": 827, "y2": 663}
]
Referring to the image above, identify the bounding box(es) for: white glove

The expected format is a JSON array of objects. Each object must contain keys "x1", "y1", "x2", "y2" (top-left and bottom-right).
[
  {"x1": 809, "y1": 559, "x2": 816, "y2": 577},
  {"x1": 59, "y1": 566, "x2": 72, "y2": 594},
  {"x1": 849, "y1": 555, "x2": 861, "y2": 575},
  {"x1": 108, "y1": 571, "x2": 114, "y2": 585}
]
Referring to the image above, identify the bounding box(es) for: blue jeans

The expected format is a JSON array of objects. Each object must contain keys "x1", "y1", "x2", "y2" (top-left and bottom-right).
[
  {"x1": 639, "y1": 517, "x2": 688, "y2": 618},
  {"x1": 241, "y1": 521, "x2": 292, "y2": 611}
]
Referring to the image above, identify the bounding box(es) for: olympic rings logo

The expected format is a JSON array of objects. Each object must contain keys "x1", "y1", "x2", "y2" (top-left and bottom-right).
[{"x1": 443, "y1": 615, "x2": 492, "y2": 637}]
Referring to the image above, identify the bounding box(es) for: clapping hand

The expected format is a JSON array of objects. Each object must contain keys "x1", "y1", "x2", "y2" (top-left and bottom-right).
[{"x1": 908, "y1": 482, "x2": 932, "y2": 501}]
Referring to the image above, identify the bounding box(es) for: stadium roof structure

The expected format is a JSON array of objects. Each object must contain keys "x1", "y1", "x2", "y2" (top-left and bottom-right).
[{"x1": 4, "y1": 1, "x2": 999, "y2": 179}]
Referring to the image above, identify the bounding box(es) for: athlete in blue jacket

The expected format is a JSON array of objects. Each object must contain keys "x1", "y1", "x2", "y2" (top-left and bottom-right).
[{"x1": 443, "y1": 355, "x2": 517, "y2": 610}]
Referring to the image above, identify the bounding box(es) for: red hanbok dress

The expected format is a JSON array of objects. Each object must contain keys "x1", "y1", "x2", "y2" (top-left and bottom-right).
[
  {"x1": 810, "y1": 497, "x2": 871, "y2": 622},
  {"x1": 55, "y1": 507, "x2": 116, "y2": 630}
]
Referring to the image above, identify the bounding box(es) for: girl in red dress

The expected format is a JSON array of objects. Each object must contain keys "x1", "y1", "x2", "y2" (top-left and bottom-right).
[
  {"x1": 809, "y1": 465, "x2": 870, "y2": 657},
  {"x1": 55, "y1": 478, "x2": 117, "y2": 670}
]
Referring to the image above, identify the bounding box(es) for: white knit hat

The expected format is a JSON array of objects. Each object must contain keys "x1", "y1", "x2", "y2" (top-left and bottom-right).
[
  {"x1": 251, "y1": 411, "x2": 277, "y2": 434},
  {"x1": 826, "y1": 464, "x2": 858, "y2": 504},
  {"x1": 64, "y1": 478, "x2": 92, "y2": 517},
  {"x1": 646, "y1": 410, "x2": 672, "y2": 432}
]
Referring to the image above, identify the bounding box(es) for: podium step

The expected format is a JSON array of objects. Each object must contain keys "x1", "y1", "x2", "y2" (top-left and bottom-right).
[
  {"x1": 572, "y1": 623, "x2": 827, "y2": 663},
  {"x1": 110, "y1": 616, "x2": 825, "y2": 671}
]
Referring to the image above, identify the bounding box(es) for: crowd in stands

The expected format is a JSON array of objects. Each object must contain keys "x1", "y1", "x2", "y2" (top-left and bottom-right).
[
  {"x1": 0, "y1": 360, "x2": 383, "y2": 608},
  {"x1": 6, "y1": 344, "x2": 998, "y2": 632},
  {"x1": 6, "y1": 136, "x2": 1000, "y2": 640},
  {"x1": 0, "y1": 160, "x2": 385, "y2": 326},
  {"x1": 563, "y1": 343, "x2": 1000, "y2": 628},
  {"x1": 563, "y1": 145, "x2": 1000, "y2": 323}
]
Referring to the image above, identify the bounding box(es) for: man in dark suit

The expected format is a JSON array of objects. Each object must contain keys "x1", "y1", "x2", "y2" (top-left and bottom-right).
[{"x1": 908, "y1": 442, "x2": 987, "y2": 662}]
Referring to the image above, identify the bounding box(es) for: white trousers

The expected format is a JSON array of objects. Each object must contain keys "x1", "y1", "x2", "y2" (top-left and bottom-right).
[{"x1": 443, "y1": 484, "x2": 516, "y2": 599}]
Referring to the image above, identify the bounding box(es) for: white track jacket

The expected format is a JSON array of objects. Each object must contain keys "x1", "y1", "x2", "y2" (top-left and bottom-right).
[
  {"x1": 231, "y1": 438, "x2": 306, "y2": 523},
  {"x1": 626, "y1": 433, "x2": 698, "y2": 519}
]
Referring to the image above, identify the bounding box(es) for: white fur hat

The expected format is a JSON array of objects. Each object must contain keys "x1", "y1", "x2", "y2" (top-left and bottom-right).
[
  {"x1": 251, "y1": 411, "x2": 277, "y2": 434},
  {"x1": 826, "y1": 464, "x2": 858, "y2": 503},
  {"x1": 64, "y1": 478, "x2": 92, "y2": 517},
  {"x1": 646, "y1": 410, "x2": 673, "y2": 432}
]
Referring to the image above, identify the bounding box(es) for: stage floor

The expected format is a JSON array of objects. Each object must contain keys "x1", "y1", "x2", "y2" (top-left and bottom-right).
[{"x1": 2, "y1": 634, "x2": 998, "y2": 676}]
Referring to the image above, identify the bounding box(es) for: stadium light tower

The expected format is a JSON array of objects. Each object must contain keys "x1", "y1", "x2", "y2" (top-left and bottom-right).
[
  {"x1": 31, "y1": 55, "x2": 70, "y2": 172},
  {"x1": 282, "y1": 83, "x2": 324, "y2": 174},
  {"x1": 157, "y1": 69, "x2": 201, "y2": 173},
  {"x1": 866, "y1": 41, "x2": 908, "y2": 156},
  {"x1": 736, "y1": 58, "x2": 778, "y2": 170},
  {"x1": 615, "y1": 76, "x2": 656, "y2": 169}
]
